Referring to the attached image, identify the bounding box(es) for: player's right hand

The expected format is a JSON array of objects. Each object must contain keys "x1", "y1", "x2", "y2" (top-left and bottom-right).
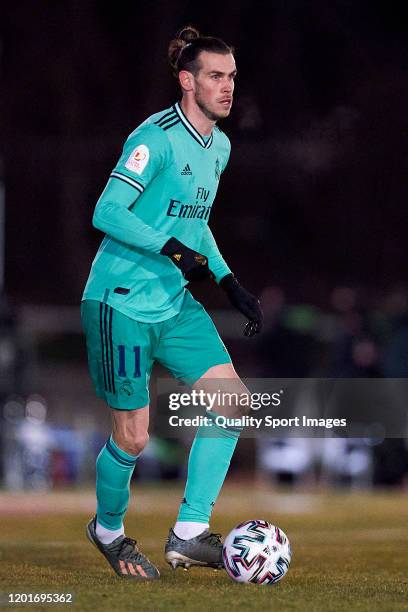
[{"x1": 161, "y1": 237, "x2": 211, "y2": 281}]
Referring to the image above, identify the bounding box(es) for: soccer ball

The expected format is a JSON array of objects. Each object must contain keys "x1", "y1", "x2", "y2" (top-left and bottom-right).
[{"x1": 223, "y1": 520, "x2": 291, "y2": 585}]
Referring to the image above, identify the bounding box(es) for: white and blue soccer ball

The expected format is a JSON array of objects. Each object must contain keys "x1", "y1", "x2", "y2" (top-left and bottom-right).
[{"x1": 223, "y1": 520, "x2": 291, "y2": 585}]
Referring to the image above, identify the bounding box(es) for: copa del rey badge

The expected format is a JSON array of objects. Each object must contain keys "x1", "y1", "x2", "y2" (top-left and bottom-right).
[{"x1": 125, "y1": 144, "x2": 149, "y2": 174}]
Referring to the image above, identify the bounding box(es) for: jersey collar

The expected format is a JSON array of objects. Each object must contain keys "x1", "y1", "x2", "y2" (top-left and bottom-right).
[{"x1": 174, "y1": 102, "x2": 213, "y2": 149}]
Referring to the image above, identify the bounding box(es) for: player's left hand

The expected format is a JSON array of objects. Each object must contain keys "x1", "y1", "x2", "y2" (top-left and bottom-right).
[{"x1": 220, "y1": 274, "x2": 263, "y2": 337}]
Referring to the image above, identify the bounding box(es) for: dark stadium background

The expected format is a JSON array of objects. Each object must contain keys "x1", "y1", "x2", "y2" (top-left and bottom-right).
[
  {"x1": 0, "y1": 6, "x2": 407, "y2": 608},
  {"x1": 3, "y1": 1, "x2": 408, "y2": 304},
  {"x1": 1, "y1": 1, "x2": 407, "y2": 488}
]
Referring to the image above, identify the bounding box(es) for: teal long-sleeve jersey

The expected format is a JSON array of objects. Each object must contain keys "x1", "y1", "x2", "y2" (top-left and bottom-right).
[{"x1": 82, "y1": 102, "x2": 232, "y2": 323}]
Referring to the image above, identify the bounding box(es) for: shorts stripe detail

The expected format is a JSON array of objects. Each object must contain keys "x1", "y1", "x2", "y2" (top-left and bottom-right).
[
  {"x1": 108, "y1": 306, "x2": 116, "y2": 394},
  {"x1": 106, "y1": 437, "x2": 137, "y2": 467},
  {"x1": 99, "y1": 302, "x2": 109, "y2": 392},
  {"x1": 99, "y1": 303, "x2": 115, "y2": 394}
]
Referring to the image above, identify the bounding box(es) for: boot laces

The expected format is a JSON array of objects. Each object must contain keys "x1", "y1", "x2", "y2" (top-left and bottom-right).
[
  {"x1": 119, "y1": 537, "x2": 146, "y2": 564},
  {"x1": 200, "y1": 532, "x2": 222, "y2": 547}
]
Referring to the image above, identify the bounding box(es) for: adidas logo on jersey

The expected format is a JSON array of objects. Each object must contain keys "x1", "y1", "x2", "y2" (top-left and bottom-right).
[{"x1": 181, "y1": 164, "x2": 192, "y2": 175}]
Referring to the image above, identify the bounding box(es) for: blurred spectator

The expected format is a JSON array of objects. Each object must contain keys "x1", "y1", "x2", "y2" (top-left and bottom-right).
[
  {"x1": 376, "y1": 289, "x2": 408, "y2": 486},
  {"x1": 326, "y1": 286, "x2": 381, "y2": 377},
  {"x1": 258, "y1": 285, "x2": 324, "y2": 377},
  {"x1": 382, "y1": 291, "x2": 408, "y2": 378},
  {"x1": 3, "y1": 395, "x2": 52, "y2": 490},
  {"x1": 256, "y1": 437, "x2": 315, "y2": 486},
  {"x1": 321, "y1": 438, "x2": 373, "y2": 488}
]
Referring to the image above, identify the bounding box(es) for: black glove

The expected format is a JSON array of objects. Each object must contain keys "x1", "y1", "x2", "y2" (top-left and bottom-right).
[
  {"x1": 161, "y1": 237, "x2": 211, "y2": 281},
  {"x1": 220, "y1": 274, "x2": 263, "y2": 337}
]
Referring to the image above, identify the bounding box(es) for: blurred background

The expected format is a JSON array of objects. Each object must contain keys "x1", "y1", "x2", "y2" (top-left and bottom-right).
[{"x1": 1, "y1": 0, "x2": 408, "y2": 492}]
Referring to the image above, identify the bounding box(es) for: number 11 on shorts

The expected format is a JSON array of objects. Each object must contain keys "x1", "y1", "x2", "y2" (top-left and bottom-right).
[{"x1": 118, "y1": 345, "x2": 141, "y2": 378}]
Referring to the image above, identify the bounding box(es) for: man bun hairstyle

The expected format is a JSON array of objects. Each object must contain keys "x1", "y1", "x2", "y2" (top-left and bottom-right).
[{"x1": 168, "y1": 25, "x2": 233, "y2": 77}]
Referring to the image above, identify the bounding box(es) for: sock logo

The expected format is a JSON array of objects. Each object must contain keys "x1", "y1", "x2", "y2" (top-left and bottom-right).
[{"x1": 106, "y1": 510, "x2": 126, "y2": 516}]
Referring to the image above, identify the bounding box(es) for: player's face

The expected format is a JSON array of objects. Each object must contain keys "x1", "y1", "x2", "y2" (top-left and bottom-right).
[{"x1": 193, "y1": 51, "x2": 237, "y2": 121}]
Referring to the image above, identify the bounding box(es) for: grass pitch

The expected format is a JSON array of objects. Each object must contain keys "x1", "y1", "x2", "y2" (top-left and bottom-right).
[{"x1": 0, "y1": 483, "x2": 407, "y2": 611}]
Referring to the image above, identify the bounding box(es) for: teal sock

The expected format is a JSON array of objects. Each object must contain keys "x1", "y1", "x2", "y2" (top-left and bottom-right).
[
  {"x1": 177, "y1": 411, "x2": 242, "y2": 524},
  {"x1": 96, "y1": 435, "x2": 138, "y2": 530}
]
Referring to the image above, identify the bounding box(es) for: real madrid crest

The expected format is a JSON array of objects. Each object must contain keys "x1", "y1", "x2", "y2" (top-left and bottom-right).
[{"x1": 119, "y1": 379, "x2": 135, "y2": 396}]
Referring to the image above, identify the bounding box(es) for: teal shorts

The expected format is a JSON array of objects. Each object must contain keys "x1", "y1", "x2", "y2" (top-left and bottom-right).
[{"x1": 80, "y1": 291, "x2": 231, "y2": 409}]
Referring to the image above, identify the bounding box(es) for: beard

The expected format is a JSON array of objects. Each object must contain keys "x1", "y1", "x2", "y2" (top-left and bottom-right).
[{"x1": 194, "y1": 90, "x2": 228, "y2": 122}]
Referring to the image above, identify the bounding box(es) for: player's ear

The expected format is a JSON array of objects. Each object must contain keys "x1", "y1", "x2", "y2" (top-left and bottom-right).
[{"x1": 178, "y1": 70, "x2": 194, "y2": 92}]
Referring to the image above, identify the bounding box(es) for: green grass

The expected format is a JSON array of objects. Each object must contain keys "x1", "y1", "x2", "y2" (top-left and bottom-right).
[{"x1": 0, "y1": 484, "x2": 407, "y2": 611}]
